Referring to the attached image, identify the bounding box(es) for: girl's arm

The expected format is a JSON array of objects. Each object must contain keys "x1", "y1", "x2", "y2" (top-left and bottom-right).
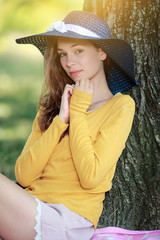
[
  {"x1": 69, "y1": 89, "x2": 135, "y2": 189},
  {"x1": 15, "y1": 111, "x2": 68, "y2": 187}
]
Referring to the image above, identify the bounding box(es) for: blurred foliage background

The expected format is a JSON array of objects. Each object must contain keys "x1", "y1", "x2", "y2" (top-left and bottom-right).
[{"x1": 0, "y1": 0, "x2": 84, "y2": 180}]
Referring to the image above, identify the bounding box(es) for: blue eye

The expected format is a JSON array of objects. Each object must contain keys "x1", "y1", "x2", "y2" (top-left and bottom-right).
[
  {"x1": 58, "y1": 52, "x2": 66, "y2": 57},
  {"x1": 75, "y1": 49, "x2": 84, "y2": 54}
]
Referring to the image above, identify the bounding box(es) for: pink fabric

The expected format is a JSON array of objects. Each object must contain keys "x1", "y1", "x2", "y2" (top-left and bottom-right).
[
  {"x1": 34, "y1": 197, "x2": 95, "y2": 240},
  {"x1": 91, "y1": 227, "x2": 160, "y2": 240}
]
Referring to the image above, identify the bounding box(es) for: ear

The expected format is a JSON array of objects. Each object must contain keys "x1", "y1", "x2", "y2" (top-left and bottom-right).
[{"x1": 98, "y1": 48, "x2": 107, "y2": 61}]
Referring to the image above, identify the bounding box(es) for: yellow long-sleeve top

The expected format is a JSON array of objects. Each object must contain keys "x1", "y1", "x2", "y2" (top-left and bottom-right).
[{"x1": 15, "y1": 89, "x2": 135, "y2": 228}]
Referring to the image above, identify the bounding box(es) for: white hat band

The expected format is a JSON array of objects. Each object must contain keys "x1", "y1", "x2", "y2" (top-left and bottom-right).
[{"x1": 46, "y1": 21, "x2": 101, "y2": 39}]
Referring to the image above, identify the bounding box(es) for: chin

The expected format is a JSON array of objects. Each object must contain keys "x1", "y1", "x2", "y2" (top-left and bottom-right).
[
  {"x1": 72, "y1": 76, "x2": 91, "y2": 82},
  {"x1": 71, "y1": 77, "x2": 82, "y2": 82}
]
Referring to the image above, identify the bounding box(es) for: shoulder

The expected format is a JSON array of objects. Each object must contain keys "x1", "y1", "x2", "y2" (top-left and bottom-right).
[
  {"x1": 114, "y1": 93, "x2": 135, "y2": 106},
  {"x1": 101, "y1": 94, "x2": 135, "y2": 128},
  {"x1": 100, "y1": 94, "x2": 135, "y2": 132},
  {"x1": 111, "y1": 93, "x2": 135, "y2": 115}
]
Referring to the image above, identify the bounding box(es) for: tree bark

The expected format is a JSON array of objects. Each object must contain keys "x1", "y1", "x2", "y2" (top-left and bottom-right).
[{"x1": 84, "y1": 0, "x2": 160, "y2": 230}]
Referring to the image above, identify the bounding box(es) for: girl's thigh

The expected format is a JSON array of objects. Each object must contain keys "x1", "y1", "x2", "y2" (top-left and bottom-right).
[{"x1": 0, "y1": 174, "x2": 38, "y2": 240}]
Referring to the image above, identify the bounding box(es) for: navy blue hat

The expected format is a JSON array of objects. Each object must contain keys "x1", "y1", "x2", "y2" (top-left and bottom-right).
[{"x1": 16, "y1": 10, "x2": 138, "y2": 94}]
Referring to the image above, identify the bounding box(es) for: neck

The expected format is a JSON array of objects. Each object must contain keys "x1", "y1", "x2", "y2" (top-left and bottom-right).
[{"x1": 91, "y1": 72, "x2": 113, "y2": 106}]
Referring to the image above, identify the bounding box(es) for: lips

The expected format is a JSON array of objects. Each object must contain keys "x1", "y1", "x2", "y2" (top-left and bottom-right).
[{"x1": 69, "y1": 70, "x2": 82, "y2": 77}]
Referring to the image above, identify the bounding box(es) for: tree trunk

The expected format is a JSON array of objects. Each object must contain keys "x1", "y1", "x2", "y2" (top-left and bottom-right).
[{"x1": 84, "y1": 0, "x2": 160, "y2": 230}]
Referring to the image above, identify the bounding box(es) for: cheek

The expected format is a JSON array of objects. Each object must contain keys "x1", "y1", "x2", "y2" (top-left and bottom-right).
[
  {"x1": 59, "y1": 58, "x2": 66, "y2": 70},
  {"x1": 80, "y1": 55, "x2": 95, "y2": 68},
  {"x1": 85, "y1": 54, "x2": 102, "y2": 70}
]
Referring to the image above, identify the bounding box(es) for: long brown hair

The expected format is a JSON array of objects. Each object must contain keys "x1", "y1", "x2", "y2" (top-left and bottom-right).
[
  {"x1": 38, "y1": 38, "x2": 73, "y2": 132},
  {"x1": 38, "y1": 38, "x2": 110, "y2": 132}
]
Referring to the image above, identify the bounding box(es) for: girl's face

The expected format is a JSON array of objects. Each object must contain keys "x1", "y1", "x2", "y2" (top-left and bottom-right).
[{"x1": 57, "y1": 38, "x2": 107, "y2": 83}]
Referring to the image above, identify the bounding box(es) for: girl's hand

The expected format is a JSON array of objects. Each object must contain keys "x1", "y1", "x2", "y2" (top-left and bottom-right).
[
  {"x1": 74, "y1": 79, "x2": 94, "y2": 95},
  {"x1": 59, "y1": 84, "x2": 74, "y2": 124}
]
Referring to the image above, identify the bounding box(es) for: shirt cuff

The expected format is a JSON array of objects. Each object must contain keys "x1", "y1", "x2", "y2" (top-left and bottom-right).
[
  {"x1": 70, "y1": 89, "x2": 93, "y2": 114},
  {"x1": 53, "y1": 115, "x2": 69, "y2": 130}
]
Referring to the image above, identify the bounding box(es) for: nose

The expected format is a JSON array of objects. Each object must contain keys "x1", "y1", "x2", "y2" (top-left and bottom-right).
[{"x1": 66, "y1": 53, "x2": 76, "y2": 68}]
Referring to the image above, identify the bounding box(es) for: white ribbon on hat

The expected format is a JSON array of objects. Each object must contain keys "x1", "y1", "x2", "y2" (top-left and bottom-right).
[{"x1": 46, "y1": 21, "x2": 100, "y2": 38}]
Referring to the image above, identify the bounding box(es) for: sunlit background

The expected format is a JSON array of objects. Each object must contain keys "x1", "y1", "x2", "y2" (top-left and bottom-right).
[{"x1": 0, "y1": 0, "x2": 84, "y2": 179}]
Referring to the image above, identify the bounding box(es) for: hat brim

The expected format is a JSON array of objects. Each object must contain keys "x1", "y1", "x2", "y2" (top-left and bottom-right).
[{"x1": 16, "y1": 30, "x2": 137, "y2": 94}]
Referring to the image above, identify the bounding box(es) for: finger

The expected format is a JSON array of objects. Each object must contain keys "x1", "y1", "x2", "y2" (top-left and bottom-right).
[
  {"x1": 79, "y1": 79, "x2": 85, "y2": 86},
  {"x1": 65, "y1": 84, "x2": 74, "y2": 89},
  {"x1": 68, "y1": 88, "x2": 73, "y2": 95},
  {"x1": 64, "y1": 85, "x2": 74, "y2": 93},
  {"x1": 89, "y1": 80, "x2": 94, "y2": 90},
  {"x1": 84, "y1": 79, "x2": 90, "y2": 89},
  {"x1": 62, "y1": 86, "x2": 74, "y2": 98},
  {"x1": 75, "y1": 81, "x2": 80, "y2": 89}
]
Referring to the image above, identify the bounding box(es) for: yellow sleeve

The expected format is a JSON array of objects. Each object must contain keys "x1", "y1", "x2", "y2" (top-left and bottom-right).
[
  {"x1": 69, "y1": 89, "x2": 135, "y2": 189},
  {"x1": 15, "y1": 111, "x2": 69, "y2": 187}
]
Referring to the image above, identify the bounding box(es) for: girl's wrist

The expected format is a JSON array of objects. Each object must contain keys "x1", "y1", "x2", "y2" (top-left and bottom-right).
[{"x1": 58, "y1": 114, "x2": 69, "y2": 124}]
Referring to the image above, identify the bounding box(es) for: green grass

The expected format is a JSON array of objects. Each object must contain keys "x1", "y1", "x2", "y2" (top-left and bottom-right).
[{"x1": 0, "y1": 51, "x2": 43, "y2": 180}]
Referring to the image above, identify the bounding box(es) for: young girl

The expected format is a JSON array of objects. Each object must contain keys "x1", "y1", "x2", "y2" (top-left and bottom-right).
[{"x1": 0, "y1": 11, "x2": 137, "y2": 240}]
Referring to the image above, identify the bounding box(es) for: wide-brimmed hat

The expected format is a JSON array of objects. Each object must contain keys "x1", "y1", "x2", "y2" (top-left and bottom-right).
[{"x1": 16, "y1": 10, "x2": 138, "y2": 94}]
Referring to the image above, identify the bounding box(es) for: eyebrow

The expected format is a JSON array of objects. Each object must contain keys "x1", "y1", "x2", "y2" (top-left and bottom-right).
[{"x1": 57, "y1": 43, "x2": 82, "y2": 51}]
